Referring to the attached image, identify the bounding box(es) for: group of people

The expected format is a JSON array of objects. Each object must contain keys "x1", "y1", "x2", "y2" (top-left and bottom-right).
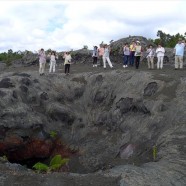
[
  {"x1": 38, "y1": 49, "x2": 72, "y2": 76},
  {"x1": 38, "y1": 38, "x2": 185, "y2": 76},
  {"x1": 92, "y1": 38, "x2": 185, "y2": 70}
]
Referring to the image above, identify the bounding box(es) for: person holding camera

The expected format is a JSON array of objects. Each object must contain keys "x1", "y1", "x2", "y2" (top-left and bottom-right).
[
  {"x1": 103, "y1": 44, "x2": 113, "y2": 69},
  {"x1": 48, "y1": 51, "x2": 58, "y2": 73},
  {"x1": 63, "y1": 52, "x2": 72, "y2": 75}
]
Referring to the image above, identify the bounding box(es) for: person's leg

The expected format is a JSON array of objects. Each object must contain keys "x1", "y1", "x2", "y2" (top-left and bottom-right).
[
  {"x1": 129, "y1": 53, "x2": 133, "y2": 66},
  {"x1": 103, "y1": 57, "x2": 106, "y2": 68},
  {"x1": 42, "y1": 62, "x2": 46, "y2": 74},
  {"x1": 93, "y1": 57, "x2": 95, "y2": 67},
  {"x1": 53, "y1": 62, "x2": 56, "y2": 72},
  {"x1": 49, "y1": 62, "x2": 52, "y2": 73},
  {"x1": 126, "y1": 55, "x2": 129, "y2": 67},
  {"x1": 65, "y1": 64, "x2": 67, "y2": 74},
  {"x1": 175, "y1": 55, "x2": 179, "y2": 69},
  {"x1": 151, "y1": 57, "x2": 154, "y2": 69},
  {"x1": 160, "y1": 56, "x2": 164, "y2": 69},
  {"x1": 147, "y1": 57, "x2": 151, "y2": 69},
  {"x1": 95, "y1": 57, "x2": 98, "y2": 67},
  {"x1": 39, "y1": 62, "x2": 42, "y2": 74},
  {"x1": 179, "y1": 56, "x2": 183, "y2": 69},
  {"x1": 157, "y1": 57, "x2": 160, "y2": 69},
  {"x1": 123, "y1": 55, "x2": 126, "y2": 66},
  {"x1": 136, "y1": 56, "x2": 140, "y2": 69},
  {"x1": 106, "y1": 57, "x2": 113, "y2": 68},
  {"x1": 68, "y1": 64, "x2": 70, "y2": 74}
]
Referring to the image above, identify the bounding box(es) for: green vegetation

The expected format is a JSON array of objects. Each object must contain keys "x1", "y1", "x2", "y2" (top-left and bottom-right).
[
  {"x1": 49, "y1": 131, "x2": 57, "y2": 138},
  {"x1": 32, "y1": 154, "x2": 69, "y2": 173},
  {"x1": 153, "y1": 145, "x2": 157, "y2": 161},
  {"x1": 153, "y1": 30, "x2": 186, "y2": 48},
  {"x1": 0, "y1": 49, "x2": 23, "y2": 66}
]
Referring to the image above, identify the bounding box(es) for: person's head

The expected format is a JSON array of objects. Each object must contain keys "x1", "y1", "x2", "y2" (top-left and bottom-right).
[
  {"x1": 104, "y1": 44, "x2": 108, "y2": 48},
  {"x1": 136, "y1": 41, "x2": 140, "y2": 45},
  {"x1": 125, "y1": 42, "x2": 128, "y2": 46},
  {"x1": 178, "y1": 38, "x2": 182, "y2": 44},
  {"x1": 149, "y1": 45, "x2": 153, "y2": 48},
  {"x1": 66, "y1": 52, "x2": 69, "y2": 55},
  {"x1": 51, "y1": 51, "x2": 55, "y2": 55},
  {"x1": 41, "y1": 48, "x2": 44, "y2": 51},
  {"x1": 158, "y1": 43, "x2": 162, "y2": 47},
  {"x1": 94, "y1": 46, "x2": 98, "y2": 49}
]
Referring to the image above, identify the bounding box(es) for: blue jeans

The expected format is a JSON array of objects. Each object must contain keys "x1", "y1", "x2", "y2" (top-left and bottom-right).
[
  {"x1": 129, "y1": 51, "x2": 135, "y2": 66},
  {"x1": 123, "y1": 55, "x2": 129, "y2": 65}
]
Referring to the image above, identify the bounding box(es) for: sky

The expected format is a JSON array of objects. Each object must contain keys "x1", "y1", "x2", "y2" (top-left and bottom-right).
[{"x1": 0, "y1": 0, "x2": 186, "y2": 53}]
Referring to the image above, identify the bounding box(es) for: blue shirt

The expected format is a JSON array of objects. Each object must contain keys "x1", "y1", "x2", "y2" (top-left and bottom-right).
[{"x1": 175, "y1": 43, "x2": 185, "y2": 56}]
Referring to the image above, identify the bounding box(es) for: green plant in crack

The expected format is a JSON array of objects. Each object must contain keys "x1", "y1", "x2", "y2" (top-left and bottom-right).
[
  {"x1": 49, "y1": 131, "x2": 57, "y2": 138},
  {"x1": 153, "y1": 145, "x2": 157, "y2": 161},
  {"x1": 32, "y1": 154, "x2": 69, "y2": 173}
]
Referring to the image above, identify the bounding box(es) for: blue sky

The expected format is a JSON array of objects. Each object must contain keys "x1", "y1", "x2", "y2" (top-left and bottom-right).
[{"x1": 0, "y1": 0, "x2": 186, "y2": 52}]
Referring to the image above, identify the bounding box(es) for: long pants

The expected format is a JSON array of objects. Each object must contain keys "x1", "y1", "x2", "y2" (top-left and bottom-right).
[
  {"x1": 147, "y1": 56, "x2": 154, "y2": 69},
  {"x1": 129, "y1": 51, "x2": 135, "y2": 66},
  {"x1": 93, "y1": 57, "x2": 98, "y2": 65},
  {"x1": 103, "y1": 56, "x2": 113, "y2": 68},
  {"x1": 123, "y1": 55, "x2": 129, "y2": 65},
  {"x1": 65, "y1": 64, "x2": 70, "y2": 74},
  {"x1": 175, "y1": 55, "x2": 183, "y2": 69},
  {"x1": 49, "y1": 61, "x2": 56, "y2": 73},
  {"x1": 157, "y1": 56, "x2": 164, "y2": 69},
  {"x1": 99, "y1": 56, "x2": 103, "y2": 66},
  {"x1": 39, "y1": 62, "x2": 46, "y2": 74},
  {"x1": 135, "y1": 56, "x2": 140, "y2": 69}
]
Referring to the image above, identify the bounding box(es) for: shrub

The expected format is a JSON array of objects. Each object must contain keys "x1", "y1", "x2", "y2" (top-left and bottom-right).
[{"x1": 32, "y1": 154, "x2": 69, "y2": 173}]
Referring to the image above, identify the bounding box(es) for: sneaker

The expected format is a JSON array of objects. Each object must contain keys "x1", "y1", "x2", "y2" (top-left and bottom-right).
[
  {"x1": 126, "y1": 65, "x2": 128, "y2": 67},
  {"x1": 123, "y1": 65, "x2": 125, "y2": 68}
]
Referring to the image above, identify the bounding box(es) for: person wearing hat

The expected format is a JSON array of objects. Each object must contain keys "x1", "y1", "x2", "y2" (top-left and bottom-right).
[
  {"x1": 134, "y1": 41, "x2": 143, "y2": 69},
  {"x1": 38, "y1": 48, "x2": 46, "y2": 76},
  {"x1": 92, "y1": 46, "x2": 99, "y2": 67},
  {"x1": 155, "y1": 43, "x2": 165, "y2": 69},
  {"x1": 174, "y1": 38, "x2": 185, "y2": 70}
]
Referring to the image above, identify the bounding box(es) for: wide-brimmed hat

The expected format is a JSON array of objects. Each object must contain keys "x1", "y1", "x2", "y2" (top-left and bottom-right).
[{"x1": 136, "y1": 40, "x2": 140, "y2": 43}]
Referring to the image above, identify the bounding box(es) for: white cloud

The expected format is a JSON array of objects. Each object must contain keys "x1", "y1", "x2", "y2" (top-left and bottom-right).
[{"x1": 0, "y1": 0, "x2": 186, "y2": 52}]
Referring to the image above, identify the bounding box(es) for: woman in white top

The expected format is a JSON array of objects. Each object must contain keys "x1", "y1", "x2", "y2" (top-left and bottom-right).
[
  {"x1": 155, "y1": 44, "x2": 165, "y2": 69},
  {"x1": 49, "y1": 51, "x2": 58, "y2": 73}
]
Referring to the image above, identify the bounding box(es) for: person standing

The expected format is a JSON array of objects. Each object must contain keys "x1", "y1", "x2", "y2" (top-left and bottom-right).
[
  {"x1": 103, "y1": 44, "x2": 113, "y2": 69},
  {"x1": 129, "y1": 41, "x2": 136, "y2": 66},
  {"x1": 174, "y1": 38, "x2": 185, "y2": 70},
  {"x1": 38, "y1": 48, "x2": 46, "y2": 76},
  {"x1": 146, "y1": 45, "x2": 155, "y2": 69},
  {"x1": 98, "y1": 44, "x2": 104, "y2": 67},
  {"x1": 123, "y1": 43, "x2": 130, "y2": 68},
  {"x1": 156, "y1": 44, "x2": 165, "y2": 69},
  {"x1": 63, "y1": 52, "x2": 72, "y2": 75},
  {"x1": 92, "y1": 46, "x2": 99, "y2": 67},
  {"x1": 134, "y1": 41, "x2": 142, "y2": 69},
  {"x1": 49, "y1": 51, "x2": 58, "y2": 73}
]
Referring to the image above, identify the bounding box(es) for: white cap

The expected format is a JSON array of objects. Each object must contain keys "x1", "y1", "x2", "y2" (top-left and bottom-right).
[{"x1": 136, "y1": 41, "x2": 140, "y2": 43}]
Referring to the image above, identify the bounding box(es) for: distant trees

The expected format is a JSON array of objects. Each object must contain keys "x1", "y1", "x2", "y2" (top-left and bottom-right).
[
  {"x1": 0, "y1": 49, "x2": 23, "y2": 66},
  {"x1": 154, "y1": 30, "x2": 186, "y2": 47}
]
